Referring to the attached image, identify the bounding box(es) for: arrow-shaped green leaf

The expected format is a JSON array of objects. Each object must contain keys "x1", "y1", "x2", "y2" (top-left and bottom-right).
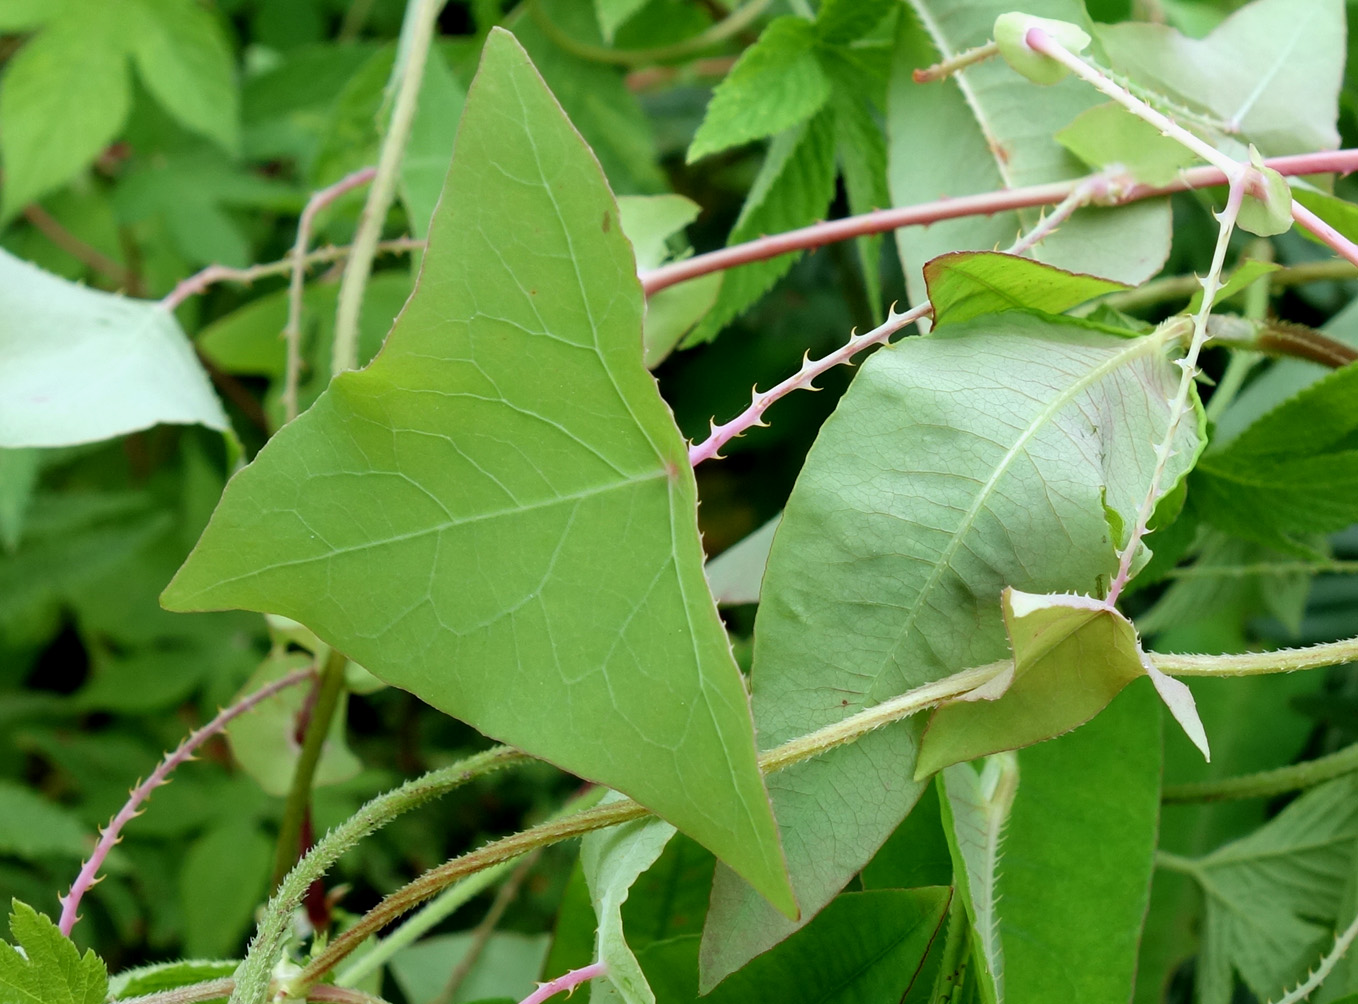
[{"x1": 162, "y1": 29, "x2": 793, "y2": 916}]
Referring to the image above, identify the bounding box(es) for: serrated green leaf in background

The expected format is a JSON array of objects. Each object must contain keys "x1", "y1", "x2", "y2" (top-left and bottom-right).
[
  {"x1": 938, "y1": 755, "x2": 1018, "y2": 1004},
  {"x1": 925, "y1": 251, "x2": 1129, "y2": 328},
  {"x1": 888, "y1": 0, "x2": 1171, "y2": 305},
  {"x1": 645, "y1": 889, "x2": 950, "y2": 1002},
  {"x1": 815, "y1": 0, "x2": 896, "y2": 44},
  {"x1": 125, "y1": 0, "x2": 239, "y2": 154},
  {"x1": 0, "y1": 8, "x2": 131, "y2": 218},
  {"x1": 688, "y1": 17, "x2": 831, "y2": 163},
  {"x1": 1096, "y1": 0, "x2": 1344, "y2": 157},
  {"x1": 178, "y1": 821, "x2": 272, "y2": 958},
  {"x1": 0, "y1": 900, "x2": 107, "y2": 1004},
  {"x1": 918, "y1": 590, "x2": 1208, "y2": 776},
  {"x1": 0, "y1": 449, "x2": 40, "y2": 552},
  {"x1": 0, "y1": 249, "x2": 228, "y2": 447},
  {"x1": 1175, "y1": 776, "x2": 1358, "y2": 1004},
  {"x1": 700, "y1": 312, "x2": 1200, "y2": 986},
  {"x1": 582, "y1": 808, "x2": 676, "y2": 1004},
  {"x1": 684, "y1": 110, "x2": 838, "y2": 345},
  {"x1": 998, "y1": 682, "x2": 1162, "y2": 1004},
  {"x1": 161, "y1": 30, "x2": 794, "y2": 916},
  {"x1": 0, "y1": 782, "x2": 90, "y2": 861},
  {"x1": 1055, "y1": 102, "x2": 1198, "y2": 186}
]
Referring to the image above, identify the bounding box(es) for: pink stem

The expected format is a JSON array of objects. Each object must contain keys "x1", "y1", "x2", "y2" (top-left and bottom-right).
[
  {"x1": 641, "y1": 150, "x2": 1358, "y2": 296},
  {"x1": 518, "y1": 963, "x2": 607, "y2": 1004},
  {"x1": 57, "y1": 666, "x2": 317, "y2": 936},
  {"x1": 689, "y1": 302, "x2": 932, "y2": 465},
  {"x1": 1292, "y1": 198, "x2": 1358, "y2": 268}
]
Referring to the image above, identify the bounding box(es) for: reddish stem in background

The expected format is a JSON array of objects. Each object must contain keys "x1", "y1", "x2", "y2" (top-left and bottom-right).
[
  {"x1": 58, "y1": 666, "x2": 316, "y2": 936},
  {"x1": 641, "y1": 150, "x2": 1358, "y2": 296}
]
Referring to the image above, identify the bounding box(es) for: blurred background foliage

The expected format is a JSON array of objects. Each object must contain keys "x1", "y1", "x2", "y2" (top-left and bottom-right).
[{"x1": 3, "y1": 1, "x2": 1358, "y2": 1001}]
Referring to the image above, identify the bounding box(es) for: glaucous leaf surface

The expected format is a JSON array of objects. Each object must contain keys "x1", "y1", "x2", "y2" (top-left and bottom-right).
[
  {"x1": 1096, "y1": 0, "x2": 1344, "y2": 157},
  {"x1": 888, "y1": 0, "x2": 1171, "y2": 303},
  {"x1": 701, "y1": 311, "x2": 1200, "y2": 984},
  {"x1": 162, "y1": 30, "x2": 793, "y2": 915},
  {"x1": 0, "y1": 249, "x2": 229, "y2": 447},
  {"x1": 924, "y1": 251, "x2": 1128, "y2": 327},
  {"x1": 998, "y1": 682, "x2": 1162, "y2": 1004},
  {"x1": 1055, "y1": 102, "x2": 1198, "y2": 185}
]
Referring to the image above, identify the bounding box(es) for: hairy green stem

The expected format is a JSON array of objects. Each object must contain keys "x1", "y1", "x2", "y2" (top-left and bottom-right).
[
  {"x1": 1164, "y1": 742, "x2": 1358, "y2": 803},
  {"x1": 230, "y1": 746, "x2": 528, "y2": 1004},
  {"x1": 528, "y1": 0, "x2": 772, "y2": 66},
  {"x1": 332, "y1": 0, "x2": 443, "y2": 375},
  {"x1": 272, "y1": 649, "x2": 349, "y2": 890},
  {"x1": 1153, "y1": 635, "x2": 1358, "y2": 676}
]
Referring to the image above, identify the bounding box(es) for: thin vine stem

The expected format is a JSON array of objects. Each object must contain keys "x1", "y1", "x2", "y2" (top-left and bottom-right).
[
  {"x1": 529, "y1": 0, "x2": 773, "y2": 67},
  {"x1": 1163, "y1": 741, "x2": 1358, "y2": 803},
  {"x1": 1152, "y1": 635, "x2": 1358, "y2": 676},
  {"x1": 271, "y1": 648, "x2": 349, "y2": 890},
  {"x1": 638, "y1": 150, "x2": 1358, "y2": 296},
  {"x1": 57, "y1": 666, "x2": 317, "y2": 936},
  {"x1": 332, "y1": 0, "x2": 441, "y2": 376},
  {"x1": 1166, "y1": 560, "x2": 1358, "y2": 580},
  {"x1": 229, "y1": 746, "x2": 530, "y2": 1004},
  {"x1": 22, "y1": 204, "x2": 136, "y2": 292},
  {"x1": 283, "y1": 166, "x2": 378, "y2": 423}
]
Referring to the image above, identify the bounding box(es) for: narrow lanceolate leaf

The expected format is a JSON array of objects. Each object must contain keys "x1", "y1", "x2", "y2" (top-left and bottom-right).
[
  {"x1": 939, "y1": 755, "x2": 1019, "y2": 1004},
  {"x1": 688, "y1": 17, "x2": 832, "y2": 163},
  {"x1": 700, "y1": 312, "x2": 1201, "y2": 987},
  {"x1": 0, "y1": 249, "x2": 228, "y2": 447},
  {"x1": 581, "y1": 807, "x2": 676, "y2": 1004},
  {"x1": 924, "y1": 252, "x2": 1128, "y2": 328},
  {"x1": 0, "y1": 900, "x2": 108, "y2": 1004},
  {"x1": 917, "y1": 590, "x2": 1208, "y2": 775},
  {"x1": 888, "y1": 0, "x2": 1171, "y2": 303},
  {"x1": 162, "y1": 30, "x2": 794, "y2": 916}
]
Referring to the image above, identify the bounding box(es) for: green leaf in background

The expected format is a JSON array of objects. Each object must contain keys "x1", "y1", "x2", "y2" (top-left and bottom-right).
[
  {"x1": 1192, "y1": 362, "x2": 1358, "y2": 552},
  {"x1": 0, "y1": 900, "x2": 107, "y2": 1004},
  {"x1": 582, "y1": 810, "x2": 676, "y2": 1004},
  {"x1": 0, "y1": 781, "x2": 91, "y2": 861},
  {"x1": 0, "y1": 449, "x2": 40, "y2": 552},
  {"x1": 815, "y1": 0, "x2": 896, "y2": 44},
  {"x1": 705, "y1": 516, "x2": 780, "y2": 607},
  {"x1": 225, "y1": 651, "x2": 360, "y2": 797},
  {"x1": 594, "y1": 0, "x2": 649, "y2": 43},
  {"x1": 888, "y1": 0, "x2": 1171, "y2": 304},
  {"x1": 399, "y1": 45, "x2": 467, "y2": 239},
  {"x1": 938, "y1": 755, "x2": 1019, "y2": 1004},
  {"x1": 108, "y1": 960, "x2": 238, "y2": 1000},
  {"x1": 0, "y1": 249, "x2": 229, "y2": 447},
  {"x1": 684, "y1": 110, "x2": 838, "y2": 344},
  {"x1": 701, "y1": 312, "x2": 1200, "y2": 986},
  {"x1": 1055, "y1": 102, "x2": 1198, "y2": 186},
  {"x1": 0, "y1": 8, "x2": 131, "y2": 219},
  {"x1": 1187, "y1": 257, "x2": 1279, "y2": 312},
  {"x1": 918, "y1": 590, "x2": 1208, "y2": 776},
  {"x1": 0, "y1": 0, "x2": 241, "y2": 218},
  {"x1": 688, "y1": 18, "x2": 831, "y2": 163},
  {"x1": 1096, "y1": 0, "x2": 1344, "y2": 157},
  {"x1": 390, "y1": 931, "x2": 550, "y2": 1004},
  {"x1": 925, "y1": 251, "x2": 1130, "y2": 327},
  {"x1": 646, "y1": 889, "x2": 950, "y2": 1002},
  {"x1": 177, "y1": 821, "x2": 272, "y2": 958},
  {"x1": 998, "y1": 682, "x2": 1162, "y2": 1004},
  {"x1": 1176, "y1": 776, "x2": 1358, "y2": 1004},
  {"x1": 124, "y1": 0, "x2": 239, "y2": 154},
  {"x1": 162, "y1": 31, "x2": 794, "y2": 916}
]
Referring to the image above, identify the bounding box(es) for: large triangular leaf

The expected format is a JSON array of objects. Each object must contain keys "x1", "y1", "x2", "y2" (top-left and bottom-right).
[
  {"x1": 700, "y1": 312, "x2": 1201, "y2": 986},
  {"x1": 162, "y1": 29, "x2": 793, "y2": 916}
]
